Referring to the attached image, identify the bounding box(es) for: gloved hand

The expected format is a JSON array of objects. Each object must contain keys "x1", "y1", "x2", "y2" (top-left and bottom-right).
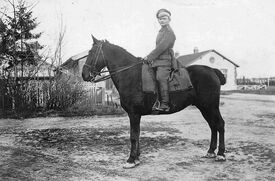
[{"x1": 143, "y1": 56, "x2": 153, "y2": 65}]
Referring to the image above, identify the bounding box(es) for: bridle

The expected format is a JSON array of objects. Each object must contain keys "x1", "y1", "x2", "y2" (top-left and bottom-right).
[
  {"x1": 84, "y1": 41, "x2": 142, "y2": 83},
  {"x1": 83, "y1": 42, "x2": 106, "y2": 78}
]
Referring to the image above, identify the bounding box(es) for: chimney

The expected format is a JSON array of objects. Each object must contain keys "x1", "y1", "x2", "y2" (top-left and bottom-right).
[{"x1": 193, "y1": 47, "x2": 199, "y2": 54}]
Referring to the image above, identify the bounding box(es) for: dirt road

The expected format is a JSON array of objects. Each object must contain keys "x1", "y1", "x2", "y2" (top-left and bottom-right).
[{"x1": 0, "y1": 93, "x2": 274, "y2": 181}]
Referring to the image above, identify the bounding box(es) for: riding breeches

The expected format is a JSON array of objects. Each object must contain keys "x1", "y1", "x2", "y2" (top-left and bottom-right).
[{"x1": 154, "y1": 66, "x2": 171, "y2": 92}]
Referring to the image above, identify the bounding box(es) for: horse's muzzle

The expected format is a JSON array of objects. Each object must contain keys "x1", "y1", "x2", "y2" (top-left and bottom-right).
[{"x1": 82, "y1": 72, "x2": 93, "y2": 82}]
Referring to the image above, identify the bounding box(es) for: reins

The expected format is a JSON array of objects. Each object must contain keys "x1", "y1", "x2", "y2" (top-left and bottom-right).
[{"x1": 92, "y1": 61, "x2": 141, "y2": 83}]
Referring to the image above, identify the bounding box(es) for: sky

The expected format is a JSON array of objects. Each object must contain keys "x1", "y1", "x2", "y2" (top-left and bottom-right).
[{"x1": 2, "y1": 0, "x2": 275, "y2": 78}]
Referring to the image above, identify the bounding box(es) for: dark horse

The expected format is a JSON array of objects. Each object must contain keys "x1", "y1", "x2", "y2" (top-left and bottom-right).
[{"x1": 82, "y1": 36, "x2": 226, "y2": 168}]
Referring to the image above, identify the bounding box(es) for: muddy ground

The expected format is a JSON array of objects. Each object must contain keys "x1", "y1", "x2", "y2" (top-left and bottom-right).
[{"x1": 0, "y1": 93, "x2": 274, "y2": 181}]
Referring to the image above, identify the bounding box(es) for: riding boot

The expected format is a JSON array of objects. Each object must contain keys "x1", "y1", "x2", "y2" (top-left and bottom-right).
[{"x1": 156, "y1": 90, "x2": 170, "y2": 112}]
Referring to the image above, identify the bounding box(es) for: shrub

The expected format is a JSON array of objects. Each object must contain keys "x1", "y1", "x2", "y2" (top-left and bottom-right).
[{"x1": 45, "y1": 79, "x2": 86, "y2": 111}]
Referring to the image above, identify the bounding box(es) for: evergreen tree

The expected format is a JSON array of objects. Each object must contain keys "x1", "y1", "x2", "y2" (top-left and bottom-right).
[
  {"x1": 0, "y1": 0, "x2": 43, "y2": 72},
  {"x1": 0, "y1": 19, "x2": 5, "y2": 57},
  {"x1": 0, "y1": 1, "x2": 45, "y2": 111}
]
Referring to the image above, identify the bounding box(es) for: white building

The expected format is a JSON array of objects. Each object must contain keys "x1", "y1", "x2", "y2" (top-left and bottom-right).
[{"x1": 177, "y1": 49, "x2": 239, "y2": 90}]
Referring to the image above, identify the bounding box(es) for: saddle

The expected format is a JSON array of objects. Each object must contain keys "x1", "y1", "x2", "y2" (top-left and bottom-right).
[{"x1": 142, "y1": 61, "x2": 193, "y2": 93}]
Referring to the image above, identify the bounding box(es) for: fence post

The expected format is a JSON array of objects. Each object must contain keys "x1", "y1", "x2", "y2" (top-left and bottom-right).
[
  {"x1": 94, "y1": 86, "x2": 97, "y2": 106},
  {"x1": 102, "y1": 87, "x2": 105, "y2": 105}
]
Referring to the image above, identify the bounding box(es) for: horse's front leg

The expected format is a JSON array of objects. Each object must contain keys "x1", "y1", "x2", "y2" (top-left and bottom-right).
[{"x1": 123, "y1": 113, "x2": 141, "y2": 169}]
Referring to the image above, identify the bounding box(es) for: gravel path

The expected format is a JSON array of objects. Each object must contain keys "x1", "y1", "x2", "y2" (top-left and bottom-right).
[{"x1": 0, "y1": 93, "x2": 274, "y2": 181}]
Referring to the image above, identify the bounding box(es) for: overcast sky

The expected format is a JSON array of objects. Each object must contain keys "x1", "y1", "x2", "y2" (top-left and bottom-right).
[{"x1": 2, "y1": 0, "x2": 275, "y2": 78}]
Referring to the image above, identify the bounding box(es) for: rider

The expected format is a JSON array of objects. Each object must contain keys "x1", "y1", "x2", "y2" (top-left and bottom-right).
[{"x1": 144, "y1": 8, "x2": 176, "y2": 112}]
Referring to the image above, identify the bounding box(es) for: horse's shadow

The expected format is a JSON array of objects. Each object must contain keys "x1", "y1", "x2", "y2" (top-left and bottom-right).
[{"x1": 18, "y1": 127, "x2": 191, "y2": 154}]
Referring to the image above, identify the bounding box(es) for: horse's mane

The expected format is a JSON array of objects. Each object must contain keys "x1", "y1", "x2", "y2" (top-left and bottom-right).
[{"x1": 103, "y1": 40, "x2": 138, "y2": 61}]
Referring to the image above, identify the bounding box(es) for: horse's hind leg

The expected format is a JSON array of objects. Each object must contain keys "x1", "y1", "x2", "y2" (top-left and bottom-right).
[
  {"x1": 198, "y1": 107, "x2": 218, "y2": 157},
  {"x1": 215, "y1": 109, "x2": 226, "y2": 161},
  {"x1": 198, "y1": 106, "x2": 226, "y2": 161}
]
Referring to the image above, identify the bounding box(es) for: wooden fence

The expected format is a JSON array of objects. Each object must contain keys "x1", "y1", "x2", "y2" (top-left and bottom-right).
[
  {"x1": 0, "y1": 79, "x2": 113, "y2": 111},
  {"x1": 237, "y1": 84, "x2": 267, "y2": 90}
]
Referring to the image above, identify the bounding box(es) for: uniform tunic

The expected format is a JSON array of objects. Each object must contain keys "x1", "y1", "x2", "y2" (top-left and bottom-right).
[{"x1": 147, "y1": 25, "x2": 176, "y2": 68}]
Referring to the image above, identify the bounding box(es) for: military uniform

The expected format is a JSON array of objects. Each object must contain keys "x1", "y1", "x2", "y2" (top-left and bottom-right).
[{"x1": 147, "y1": 24, "x2": 176, "y2": 111}]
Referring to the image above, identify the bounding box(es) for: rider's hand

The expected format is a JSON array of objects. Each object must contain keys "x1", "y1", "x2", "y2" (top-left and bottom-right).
[
  {"x1": 143, "y1": 56, "x2": 148, "y2": 61},
  {"x1": 143, "y1": 56, "x2": 152, "y2": 65}
]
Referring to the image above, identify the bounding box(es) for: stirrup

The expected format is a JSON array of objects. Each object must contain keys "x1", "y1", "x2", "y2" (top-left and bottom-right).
[
  {"x1": 155, "y1": 107, "x2": 170, "y2": 112},
  {"x1": 152, "y1": 100, "x2": 160, "y2": 111},
  {"x1": 155, "y1": 103, "x2": 170, "y2": 112}
]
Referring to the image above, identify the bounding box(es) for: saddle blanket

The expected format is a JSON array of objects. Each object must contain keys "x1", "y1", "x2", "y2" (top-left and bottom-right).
[{"x1": 142, "y1": 63, "x2": 193, "y2": 93}]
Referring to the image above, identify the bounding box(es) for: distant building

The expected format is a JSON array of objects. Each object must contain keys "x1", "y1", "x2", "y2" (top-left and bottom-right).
[
  {"x1": 0, "y1": 60, "x2": 56, "y2": 109},
  {"x1": 57, "y1": 50, "x2": 89, "y2": 83},
  {"x1": 177, "y1": 48, "x2": 240, "y2": 90},
  {"x1": 1, "y1": 60, "x2": 55, "y2": 79},
  {"x1": 58, "y1": 50, "x2": 119, "y2": 105},
  {"x1": 237, "y1": 77, "x2": 275, "y2": 86}
]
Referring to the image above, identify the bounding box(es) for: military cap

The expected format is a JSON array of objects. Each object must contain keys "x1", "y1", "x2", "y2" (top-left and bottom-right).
[{"x1": 156, "y1": 9, "x2": 171, "y2": 18}]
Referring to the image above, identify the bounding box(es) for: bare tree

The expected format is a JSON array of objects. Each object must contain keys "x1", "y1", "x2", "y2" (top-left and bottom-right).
[{"x1": 52, "y1": 14, "x2": 66, "y2": 67}]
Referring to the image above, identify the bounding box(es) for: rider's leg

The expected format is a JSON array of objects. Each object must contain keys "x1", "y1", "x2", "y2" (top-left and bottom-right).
[
  {"x1": 156, "y1": 66, "x2": 171, "y2": 112},
  {"x1": 152, "y1": 67, "x2": 160, "y2": 111}
]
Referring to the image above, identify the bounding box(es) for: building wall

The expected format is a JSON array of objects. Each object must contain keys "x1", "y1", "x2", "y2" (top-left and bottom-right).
[{"x1": 190, "y1": 52, "x2": 237, "y2": 90}]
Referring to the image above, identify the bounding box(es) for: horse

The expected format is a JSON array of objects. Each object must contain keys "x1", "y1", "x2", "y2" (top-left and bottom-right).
[{"x1": 82, "y1": 35, "x2": 226, "y2": 168}]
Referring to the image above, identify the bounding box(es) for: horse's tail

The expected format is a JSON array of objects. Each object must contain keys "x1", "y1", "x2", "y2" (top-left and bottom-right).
[{"x1": 213, "y1": 68, "x2": 226, "y2": 85}]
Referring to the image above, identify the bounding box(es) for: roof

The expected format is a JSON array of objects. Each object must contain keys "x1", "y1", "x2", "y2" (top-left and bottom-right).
[
  {"x1": 177, "y1": 49, "x2": 239, "y2": 67},
  {"x1": 70, "y1": 50, "x2": 89, "y2": 61},
  {"x1": 1, "y1": 60, "x2": 56, "y2": 78},
  {"x1": 60, "y1": 50, "x2": 89, "y2": 69}
]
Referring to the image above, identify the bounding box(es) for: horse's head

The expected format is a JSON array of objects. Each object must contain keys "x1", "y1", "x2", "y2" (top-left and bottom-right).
[{"x1": 82, "y1": 35, "x2": 107, "y2": 82}]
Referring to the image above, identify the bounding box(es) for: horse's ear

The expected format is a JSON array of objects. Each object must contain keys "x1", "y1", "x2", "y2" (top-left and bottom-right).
[{"x1": 91, "y1": 35, "x2": 99, "y2": 44}]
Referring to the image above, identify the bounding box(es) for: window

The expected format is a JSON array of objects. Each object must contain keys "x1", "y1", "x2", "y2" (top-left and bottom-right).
[
  {"x1": 209, "y1": 57, "x2": 215, "y2": 64},
  {"x1": 220, "y1": 69, "x2": 228, "y2": 80},
  {"x1": 106, "y1": 79, "x2": 114, "y2": 90}
]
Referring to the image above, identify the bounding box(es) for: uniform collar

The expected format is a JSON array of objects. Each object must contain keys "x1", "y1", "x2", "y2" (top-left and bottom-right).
[{"x1": 159, "y1": 25, "x2": 170, "y2": 32}]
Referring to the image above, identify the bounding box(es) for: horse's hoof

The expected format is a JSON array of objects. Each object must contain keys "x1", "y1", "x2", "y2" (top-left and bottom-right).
[
  {"x1": 202, "y1": 152, "x2": 216, "y2": 158},
  {"x1": 123, "y1": 162, "x2": 136, "y2": 169},
  {"x1": 134, "y1": 159, "x2": 140, "y2": 166},
  {"x1": 215, "y1": 155, "x2": 226, "y2": 162},
  {"x1": 123, "y1": 160, "x2": 140, "y2": 169}
]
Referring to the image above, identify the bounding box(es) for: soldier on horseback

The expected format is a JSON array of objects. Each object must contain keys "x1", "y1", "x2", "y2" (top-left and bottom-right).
[{"x1": 144, "y1": 9, "x2": 177, "y2": 112}]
